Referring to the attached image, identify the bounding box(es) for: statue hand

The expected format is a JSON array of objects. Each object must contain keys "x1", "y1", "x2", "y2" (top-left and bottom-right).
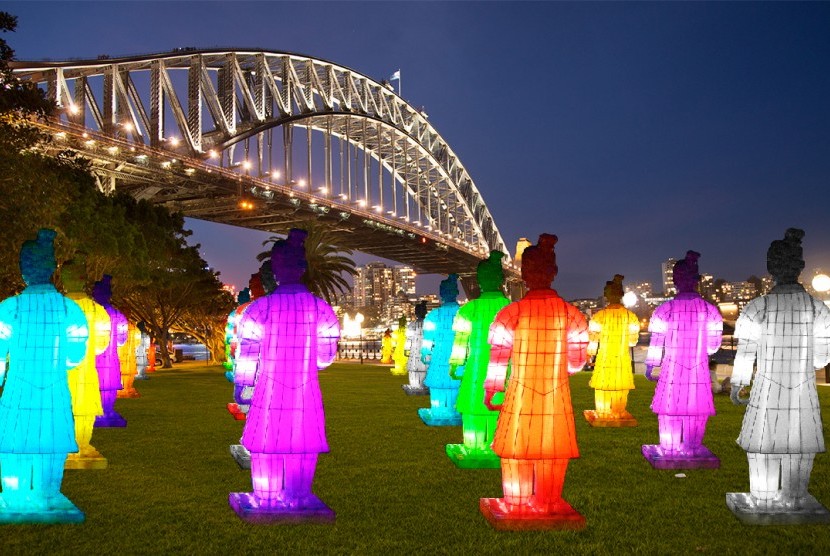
[
  {"x1": 484, "y1": 389, "x2": 503, "y2": 411},
  {"x1": 449, "y1": 364, "x2": 461, "y2": 380},
  {"x1": 731, "y1": 384, "x2": 749, "y2": 406},
  {"x1": 234, "y1": 385, "x2": 253, "y2": 405},
  {"x1": 645, "y1": 365, "x2": 658, "y2": 382}
]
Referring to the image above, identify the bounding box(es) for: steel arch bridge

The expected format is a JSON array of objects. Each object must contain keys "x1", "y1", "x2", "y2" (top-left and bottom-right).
[{"x1": 12, "y1": 49, "x2": 518, "y2": 292}]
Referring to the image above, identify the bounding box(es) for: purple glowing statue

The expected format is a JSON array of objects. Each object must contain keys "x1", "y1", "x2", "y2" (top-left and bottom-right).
[
  {"x1": 229, "y1": 228, "x2": 340, "y2": 523},
  {"x1": 643, "y1": 251, "x2": 723, "y2": 469},
  {"x1": 92, "y1": 275, "x2": 129, "y2": 428}
]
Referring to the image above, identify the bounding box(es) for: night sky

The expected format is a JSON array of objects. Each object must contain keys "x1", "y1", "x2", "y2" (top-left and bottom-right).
[{"x1": 7, "y1": 2, "x2": 830, "y2": 298}]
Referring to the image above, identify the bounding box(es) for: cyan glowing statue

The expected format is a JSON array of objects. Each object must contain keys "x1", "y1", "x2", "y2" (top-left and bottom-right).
[
  {"x1": 391, "y1": 316, "x2": 408, "y2": 376},
  {"x1": 0, "y1": 229, "x2": 89, "y2": 523},
  {"x1": 92, "y1": 275, "x2": 129, "y2": 428},
  {"x1": 480, "y1": 234, "x2": 589, "y2": 530},
  {"x1": 380, "y1": 329, "x2": 394, "y2": 364},
  {"x1": 643, "y1": 251, "x2": 723, "y2": 469},
  {"x1": 227, "y1": 276, "x2": 264, "y2": 421},
  {"x1": 402, "y1": 301, "x2": 429, "y2": 396},
  {"x1": 61, "y1": 260, "x2": 111, "y2": 470},
  {"x1": 225, "y1": 288, "x2": 251, "y2": 382},
  {"x1": 134, "y1": 322, "x2": 151, "y2": 381},
  {"x1": 117, "y1": 320, "x2": 141, "y2": 398},
  {"x1": 418, "y1": 274, "x2": 463, "y2": 426},
  {"x1": 584, "y1": 274, "x2": 640, "y2": 427},
  {"x1": 727, "y1": 229, "x2": 830, "y2": 524},
  {"x1": 446, "y1": 251, "x2": 510, "y2": 468},
  {"x1": 229, "y1": 228, "x2": 340, "y2": 523}
]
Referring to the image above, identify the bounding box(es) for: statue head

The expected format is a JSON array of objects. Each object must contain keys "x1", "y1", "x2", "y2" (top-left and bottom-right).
[
  {"x1": 477, "y1": 250, "x2": 506, "y2": 293},
  {"x1": 521, "y1": 233, "x2": 558, "y2": 290},
  {"x1": 137, "y1": 321, "x2": 148, "y2": 335},
  {"x1": 92, "y1": 274, "x2": 113, "y2": 307},
  {"x1": 271, "y1": 228, "x2": 308, "y2": 286},
  {"x1": 259, "y1": 259, "x2": 277, "y2": 294},
  {"x1": 20, "y1": 228, "x2": 57, "y2": 286},
  {"x1": 398, "y1": 315, "x2": 407, "y2": 328},
  {"x1": 672, "y1": 250, "x2": 701, "y2": 294},
  {"x1": 248, "y1": 273, "x2": 265, "y2": 299},
  {"x1": 61, "y1": 255, "x2": 88, "y2": 294},
  {"x1": 439, "y1": 273, "x2": 459, "y2": 303},
  {"x1": 237, "y1": 287, "x2": 251, "y2": 304},
  {"x1": 414, "y1": 300, "x2": 427, "y2": 320},
  {"x1": 767, "y1": 228, "x2": 805, "y2": 285},
  {"x1": 604, "y1": 274, "x2": 625, "y2": 305}
]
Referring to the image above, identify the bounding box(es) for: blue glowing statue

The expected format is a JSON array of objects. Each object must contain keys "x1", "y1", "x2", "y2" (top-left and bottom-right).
[
  {"x1": 418, "y1": 274, "x2": 463, "y2": 426},
  {"x1": 0, "y1": 229, "x2": 89, "y2": 523}
]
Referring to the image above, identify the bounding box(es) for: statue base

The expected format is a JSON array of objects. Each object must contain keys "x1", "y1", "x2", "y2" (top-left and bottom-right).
[
  {"x1": 134, "y1": 374, "x2": 150, "y2": 381},
  {"x1": 230, "y1": 444, "x2": 251, "y2": 470},
  {"x1": 94, "y1": 412, "x2": 127, "y2": 428},
  {"x1": 390, "y1": 368, "x2": 407, "y2": 376},
  {"x1": 445, "y1": 444, "x2": 500, "y2": 469},
  {"x1": 583, "y1": 410, "x2": 638, "y2": 428},
  {"x1": 641, "y1": 444, "x2": 720, "y2": 470},
  {"x1": 227, "y1": 403, "x2": 247, "y2": 421},
  {"x1": 228, "y1": 492, "x2": 335, "y2": 524},
  {"x1": 65, "y1": 448, "x2": 108, "y2": 470},
  {"x1": 0, "y1": 492, "x2": 85, "y2": 524},
  {"x1": 117, "y1": 389, "x2": 141, "y2": 399},
  {"x1": 402, "y1": 384, "x2": 429, "y2": 396},
  {"x1": 726, "y1": 492, "x2": 830, "y2": 525},
  {"x1": 479, "y1": 497, "x2": 585, "y2": 531},
  {"x1": 418, "y1": 408, "x2": 462, "y2": 427}
]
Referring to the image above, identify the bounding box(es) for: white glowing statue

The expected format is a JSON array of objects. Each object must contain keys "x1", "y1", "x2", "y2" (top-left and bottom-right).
[{"x1": 728, "y1": 228, "x2": 830, "y2": 524}]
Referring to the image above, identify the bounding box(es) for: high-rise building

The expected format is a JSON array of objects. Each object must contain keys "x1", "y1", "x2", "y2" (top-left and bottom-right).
[
  {"x1": 352, "y1": 262, "x2": 418, "y2": 324},
  {"x1": 661, "y1": 258, "x2": 677, "y2": 296}
]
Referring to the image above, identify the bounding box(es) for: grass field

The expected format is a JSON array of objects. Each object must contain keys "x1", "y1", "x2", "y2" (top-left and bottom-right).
[{"x1": 2, "y1": 362, "x2": 829, "y2": 555}]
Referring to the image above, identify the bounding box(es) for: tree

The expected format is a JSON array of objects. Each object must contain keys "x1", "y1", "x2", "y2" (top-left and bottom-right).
[{"x1": 257, "y1": 223, "x2": 357, "y2": 304}]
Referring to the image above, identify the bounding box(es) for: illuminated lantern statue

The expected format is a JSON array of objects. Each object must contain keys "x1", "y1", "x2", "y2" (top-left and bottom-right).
[
  {"x1": 92, "y1": 275, "x2": 129, "y2": 428},
  {"x1": 62, "y1": 260, "x2": 111, "y2": 470},
  {"x1": 402, "y1": 301, "x2": 429, "y2": 395},
  {"x1": 480, "y1": 234, "x2": 588, "y2": 530},
  {"x1": 0, "y1": 229, "x2": 89, "y2": 523},
  {"x1": 380, "y1": 329, "x2": 394, "y2": 364},
  {"x1": 446, "y1": 251, "x2": 510, "y2": 469},
  {"x1": 391, "y1": 316, "x2": 408, "y2": 376},
  {"x1": 727, "y1": 229, "x2": 830, "y2": 524},
  {"x1": 229, "y1": 228, "x2": 340, "y2": 523},
  {"x1": 643, "y1": 251, "x2": 723, "y2": 469},
  {"x1": 224, "y1": 289, "x2": 250, "y2": 374},
  {"x1": 134, "y1": 322, "x2": 151, "y2": 381},
  {"x1": 418, "y1": 274, "x2": 463, "y2": 426},
  {"x1": 584, "y1": 274, "x2": 640, "y2": 427},
  {"x1": 117, "y1": 321, "x2": 142, "y2": 398}
]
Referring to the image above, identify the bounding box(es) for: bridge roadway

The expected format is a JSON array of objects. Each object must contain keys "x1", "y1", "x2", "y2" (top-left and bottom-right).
[{"x1": 38, "y1": 120, "x2": 523, "y2": 295}]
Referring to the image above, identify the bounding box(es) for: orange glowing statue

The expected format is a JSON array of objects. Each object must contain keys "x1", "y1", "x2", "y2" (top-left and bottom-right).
[{"x1": 481, "y1": 234, "x2": 589, "y2": 530}]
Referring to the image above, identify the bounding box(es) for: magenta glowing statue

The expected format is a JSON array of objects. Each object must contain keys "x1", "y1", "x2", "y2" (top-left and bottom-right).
[
  {"x1": 643, "y1": 251, "x2": 723, "y2": 469},
  {"x1": 229, "y1": 228, "x2": 340, "y2": 523},
  {"x1": 480, "y1": 234, "x2": 589, "y2": 530},
  {"x1": 0, "y1": 229, "x2": 89, "y2": 523},
  {"x1": 418, "y1": 274, "x2": 463, "y2": 426},
  {"x1": 727, "y1": 229, "x2": 830, "y2": 524},
  {"x1": 402, "y1": 301, "x2": 429, "y2": 395},
  {"x1": 92, "y1": 275, "x2": 129, "y2": 428}
]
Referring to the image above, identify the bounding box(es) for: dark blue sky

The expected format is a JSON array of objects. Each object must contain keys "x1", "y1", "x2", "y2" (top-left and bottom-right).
[{"x1": 7, "y1": 2, "x2": 830, "y2": 298}]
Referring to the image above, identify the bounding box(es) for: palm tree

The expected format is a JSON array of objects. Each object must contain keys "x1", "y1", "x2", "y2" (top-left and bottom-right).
[{"x1": 257, "y1": 223, "x2": 357, "y2": 304}]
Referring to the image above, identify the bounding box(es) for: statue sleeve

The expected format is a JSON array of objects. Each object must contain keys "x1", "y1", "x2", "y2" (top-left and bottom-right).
[
  {"x1": 645, "y1": 304, "x2": 668, "y2": 367},
  {"x1": 485, "y1": 304, "x2": 517, "y2": 392},
  {"x1": 64, "y1": 298, "x2": 90, "y2": 369},
  {"x1": 317, "y1": 299, "x2": 340, "y2": 370},
  {"x1": 813, "y1": 297, "x2": 830, "y2": 369},
  {"x1": 449, "y1": 308, "x2": 472, "y2": 367},
  {"x1": 732, "y1": 298, "x2": 762, "y2": 386}
]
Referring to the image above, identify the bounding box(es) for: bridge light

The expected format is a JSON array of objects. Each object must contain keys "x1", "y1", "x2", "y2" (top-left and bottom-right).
[
  {"x1": 242, "y1": 160, "x2": 252, "y2": 170},
  {"x1": 67, "y1": 104, "x2": 79, "y2": 115},
  {"x1": 54, "y1": 132, "x2": 66, "y2": 140},
  {"x1": 420, "y1": 237, "x2": 427, "y2": 244},
  {"x1": 81, "y1": 132, "x2": 89, "y2": 138},
  {"x1": 184, "y1": 168, "x2": 195, "y2": 175},
  {"x1": 168, "y1": 137, "x2": 180, "y2": 147},
  {"x1": 357, "y1": 199, "x2": 366, "y2": 207},
  {"x1": 84, "y1": 139, "x2": 96, "y2": 147},
  {"x1": 297, "y1": 179, "x2": 306, "y2": 188},
  {"x1": 208, "y1": 150, "x2": 219, "y2": 159},
  {"x1": 271, "y1": 170, "x2": 280, "y2": 179},
  {"x1": 122, "y1": 122, "x2": 134, "y2": 132},
  {"x1": 106, "y1": 146, "x2": 119, "y2": 155},
  {"x1": 319, "y1": 187, "x2": 328, "y2": 195}
]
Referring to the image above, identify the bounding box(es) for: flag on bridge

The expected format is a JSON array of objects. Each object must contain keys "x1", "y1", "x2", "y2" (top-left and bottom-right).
[{"x1": 389, "y1": 70, "x2": 401, "y2": 81}]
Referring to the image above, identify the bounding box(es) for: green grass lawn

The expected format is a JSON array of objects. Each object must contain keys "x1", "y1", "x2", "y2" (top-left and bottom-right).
[{"x1": 2, "y1": 363, "x2": 829, "y2": 555}]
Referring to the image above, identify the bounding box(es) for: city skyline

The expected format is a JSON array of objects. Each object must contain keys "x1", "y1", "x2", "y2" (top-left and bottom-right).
[{"x1": 6, "y1": 2, "x2": 829, "y2": 298}]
